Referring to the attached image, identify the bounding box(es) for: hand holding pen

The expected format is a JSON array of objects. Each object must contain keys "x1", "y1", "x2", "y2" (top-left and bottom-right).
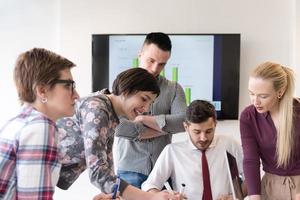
[
  {"x1": 112, "y1": 176, "x2": 121, "y2": 200},
  {"x1": 93, "y1": 176, "x2": 121, "y2": 200},
  {"x1": 164, "y1": 182, "x2": 174, "y2": 195},
  {"x1": 179, "y1": 184, "x2": 185, "y2": 195},
  {"x1": 93, "y1": 193, "x2": 120, "y2": 200},
  {"x1": 164, "y1": 182, "x2": 187, "y2": 200}
]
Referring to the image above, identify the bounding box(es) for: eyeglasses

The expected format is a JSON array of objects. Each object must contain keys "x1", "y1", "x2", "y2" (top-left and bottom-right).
[{"x1": 53, "y1": 79, "x2": 76, "y2": 94}]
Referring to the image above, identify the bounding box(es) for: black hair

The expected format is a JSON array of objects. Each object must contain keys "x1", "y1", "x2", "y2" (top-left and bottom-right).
[
  {"x1": 112, "y1": 68, "x2": 160, "y2": 96},
  {"x1": 186, "y1": 100, "x2": 216, "y2": 123},
  {"x1": 143, "y1": 32, "x2": 172, "y2": 52}
]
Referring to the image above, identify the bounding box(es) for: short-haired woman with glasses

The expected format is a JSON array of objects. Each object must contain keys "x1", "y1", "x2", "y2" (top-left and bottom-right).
[{"x1": 0, "y1": 48, "x2": 79, "y2": 199}]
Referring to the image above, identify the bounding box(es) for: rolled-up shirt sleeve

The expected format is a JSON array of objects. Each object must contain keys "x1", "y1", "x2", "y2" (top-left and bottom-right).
[
  {"x1": 114, "y1": 117, "x2": 146, "y2": 140},
  {"x1": 155, "y1": 82, "x2": 186, "y2": 134},
  {"x1": 141, "y1": 145, "x2": 172, "y2": 192}
]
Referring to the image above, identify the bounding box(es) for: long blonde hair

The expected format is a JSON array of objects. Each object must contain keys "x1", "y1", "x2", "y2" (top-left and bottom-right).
[{"x1": 251, "y1": 61, "x2": 295, "y2": 168}]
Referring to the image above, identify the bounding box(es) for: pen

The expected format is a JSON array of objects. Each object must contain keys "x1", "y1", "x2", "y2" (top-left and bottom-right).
[
  {"x1": 179, "y1": 183, "x2": 186, "y2": 195},
  {"x1": 112, "y1": 176, "x2": 120, "y2": 199},
  {"x1": 164, "y1": 182, "x2": 174, "y2": 194}
]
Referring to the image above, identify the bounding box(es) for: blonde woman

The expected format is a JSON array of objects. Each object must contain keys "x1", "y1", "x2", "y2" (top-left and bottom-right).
[{"x1": 240, "y1": 61, "x2": 300, "y2": 200}]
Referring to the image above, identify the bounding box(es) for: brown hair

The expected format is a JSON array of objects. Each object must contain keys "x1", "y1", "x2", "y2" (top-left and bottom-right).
[
  {"x1": 112, "y1": 68, "x2": 160, "y2": 96},
  {"x1": 185, "y1": 100, "x2": 217, "y2": 124},
  {"x1": 14, "y1": 48, "x2": 75, "y2": 103}
]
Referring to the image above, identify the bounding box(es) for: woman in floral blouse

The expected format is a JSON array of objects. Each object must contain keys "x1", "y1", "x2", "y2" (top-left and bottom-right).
[{"x1": 57, "y1": 68, "x2": 181, "y2": 200}]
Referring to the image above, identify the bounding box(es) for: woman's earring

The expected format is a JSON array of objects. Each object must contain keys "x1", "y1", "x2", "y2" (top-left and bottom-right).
[
  {"x1": 41, "y1": 98, "x2": 48, "y2": 103},
  {"x1": 121, "y1": 95, "x2": 125, "y2": 101}
]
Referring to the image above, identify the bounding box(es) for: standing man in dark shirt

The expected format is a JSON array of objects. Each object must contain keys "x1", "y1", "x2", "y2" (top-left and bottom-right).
[{"x1": 115, "y1": 32, "x2": 187, "y2": 188}]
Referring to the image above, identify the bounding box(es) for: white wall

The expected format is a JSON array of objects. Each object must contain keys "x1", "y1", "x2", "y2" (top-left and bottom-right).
[
  {"x1": 0, "y1": 0, "x2": 299, "y2": 199},
  {"x1": 296, "y1": 0, "x2": 300, "y2": 95},
  {"x1": 0, "y1": 0, "x2": 60, "y2": 125},
  {"x1": 59, "y1": 0, "x2": 296, "y2": 106}
]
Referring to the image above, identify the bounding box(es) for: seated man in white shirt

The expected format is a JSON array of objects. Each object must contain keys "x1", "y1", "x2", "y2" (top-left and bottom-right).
[{"x1": 141, "y1": 100, "x2": 246, "y2": 200}]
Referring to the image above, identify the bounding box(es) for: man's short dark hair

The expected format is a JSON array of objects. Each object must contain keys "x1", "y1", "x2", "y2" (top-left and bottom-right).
[
  {"x1": 143, "y1": 32, "x2": 172, "y2": 52},
  {"x1": 186, "y1": 100, "x2": 217, "y2": 124}
]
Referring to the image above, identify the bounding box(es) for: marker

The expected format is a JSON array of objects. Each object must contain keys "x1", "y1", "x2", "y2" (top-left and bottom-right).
[
  {"x1": 112, "y1": 176, "x2": 120, "y2": 199},
  {"x1": 164, "y1": 182, "x2": 174, "y2": 194},
  {"x1": 180, "y1": 183, "x2": 186, "y2": 195}
]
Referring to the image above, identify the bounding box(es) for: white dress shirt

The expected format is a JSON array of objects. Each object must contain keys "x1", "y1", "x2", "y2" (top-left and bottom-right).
[{"x1": 141, "y1": 134, "x2": 243, "y2": 200}]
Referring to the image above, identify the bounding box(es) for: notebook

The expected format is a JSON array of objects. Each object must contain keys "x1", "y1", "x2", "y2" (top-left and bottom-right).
[{"x1": 224, "y1": 151, "x2": 244, "y2": 200}]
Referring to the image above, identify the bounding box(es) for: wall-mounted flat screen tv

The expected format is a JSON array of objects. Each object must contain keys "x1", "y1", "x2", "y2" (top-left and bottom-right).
[{"x1": 92, "y1": 34, "x2": 240, "y2": 119}]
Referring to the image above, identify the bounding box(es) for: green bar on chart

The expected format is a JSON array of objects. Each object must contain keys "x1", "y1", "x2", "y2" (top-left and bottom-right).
[
  {"x1": 172, "y1": 67, "x2": 178, "y2": 82},
  {"x1": 160, "y1": 69, "x2": 165, "y2": 77},
  {"x1": 132, "y1": 58, "x2": 139, "y2": 68},
  {"x1": 185, "y1": 88, "x2": 191, "y2": 105}
]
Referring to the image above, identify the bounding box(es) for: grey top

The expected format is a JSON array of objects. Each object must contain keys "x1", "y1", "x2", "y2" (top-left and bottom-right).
[{"x1": 115, "y1": 75, "x2": 187, "y2": 175}]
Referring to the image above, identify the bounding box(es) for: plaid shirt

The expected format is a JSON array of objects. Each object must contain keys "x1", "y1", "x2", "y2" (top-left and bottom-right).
[{"x1": 0, "y1": 104, "x2": 61, "y2": 200}]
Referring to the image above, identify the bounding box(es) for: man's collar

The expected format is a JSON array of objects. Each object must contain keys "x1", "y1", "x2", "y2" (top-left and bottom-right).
[{"x1": 188, "y1": 134, "x2": 217, "y2": 151}]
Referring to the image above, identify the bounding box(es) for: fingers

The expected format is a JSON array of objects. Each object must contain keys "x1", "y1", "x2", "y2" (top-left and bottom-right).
[
  {"x1": 217, "y1": 194, "x2": 233, "y2": 200},
  {"x1": 93, "y1": 193, "x2": 120, "y2": 200},
  {"x1": 166, "y1": 193, "x2": 183, "y2": 200}
]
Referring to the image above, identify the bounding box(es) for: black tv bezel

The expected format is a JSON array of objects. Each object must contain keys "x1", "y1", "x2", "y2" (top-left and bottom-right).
[{"x1": 91, "y1": 33, "x2": 240, "y2": 119}]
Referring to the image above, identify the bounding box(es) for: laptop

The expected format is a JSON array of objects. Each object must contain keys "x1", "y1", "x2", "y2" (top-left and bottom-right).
[{"x1": 224, "y1": 151, "x2": 244, "y2": 200}]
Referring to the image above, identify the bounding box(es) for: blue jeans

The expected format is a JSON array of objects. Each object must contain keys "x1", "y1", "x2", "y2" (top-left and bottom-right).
[{"x1": 117, "y1": 170, "x2": 148, "y2": 188}]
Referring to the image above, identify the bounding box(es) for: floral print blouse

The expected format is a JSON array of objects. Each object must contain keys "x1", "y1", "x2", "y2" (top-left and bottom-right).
[{"x1": 56, "y1": 89, "x2": 121, "y2": 193}]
